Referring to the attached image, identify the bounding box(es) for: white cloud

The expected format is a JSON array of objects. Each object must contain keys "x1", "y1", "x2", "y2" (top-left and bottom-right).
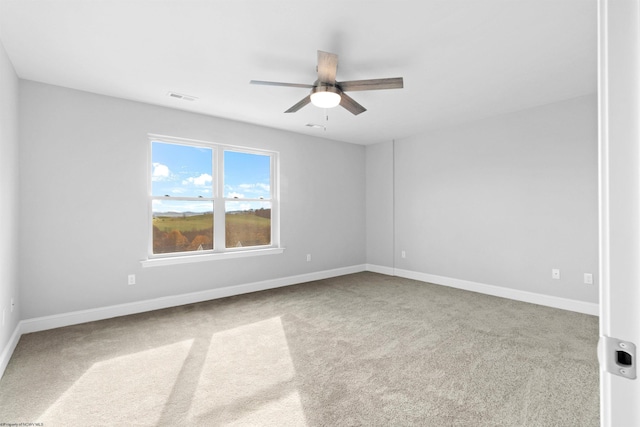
[
  {"x1": 256, "y1": 183, "x2": 270, "y2": 192},
  {"x1": 152, "y1": 163, "x2": 170, "y2": 181},
  {"x1": 225, "y1": 201, "x2": 252, "y2": 212},
  {"x1": 152, "y1": 199, "x2": 213, "y2": 213},
  {"x1": 233, "y1": 183, "x2": 270, "y2": 195},
  {"x1": 227, "y1": 192, "x2": 244, "y2": 199},
  {"x1": 183, "y1": 173, "x2": 212, "y2": 187}
]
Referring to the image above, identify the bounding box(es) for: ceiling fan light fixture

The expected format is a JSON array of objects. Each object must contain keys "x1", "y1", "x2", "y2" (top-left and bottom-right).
[
  {"x1": 250, "y1": 50, "x2": 402, "y2": 115},
  {"x1": 310, "y1": 86, "x2": 341, "y2": 109}
]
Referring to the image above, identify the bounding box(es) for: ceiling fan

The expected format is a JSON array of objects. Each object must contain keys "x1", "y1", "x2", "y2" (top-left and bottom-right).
[{"x1": 250, "y1": 50, "x2": 404, "y2": 115}]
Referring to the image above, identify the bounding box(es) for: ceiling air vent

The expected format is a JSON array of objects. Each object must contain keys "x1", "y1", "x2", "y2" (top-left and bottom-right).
[
  {"x1": 167, "y1": 92, "x2": 198, "y2": 101},
  {"x1": 305, "y1": 123, "x2": 325, "y2": 130}
]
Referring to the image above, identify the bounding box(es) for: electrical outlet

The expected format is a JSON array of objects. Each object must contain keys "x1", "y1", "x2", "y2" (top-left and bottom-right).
[
  {"x1": 552, "y1": 269, "x2": 560, "y2": 280},
  {"x1": 306, "y1": 254, "x2": 311, "y2": 262},
  {"x1": 128, "y1": 274, "x2": 136, "y2": 285},
  {"x1": 584, "y1": 273, "x2": 593, "y2": 284},
  {"x1": 401, "y1": 250, "x2": 406, "y2": 259}
]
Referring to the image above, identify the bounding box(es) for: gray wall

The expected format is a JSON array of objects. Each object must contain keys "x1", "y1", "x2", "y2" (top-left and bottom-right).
[
  {"x1": 18, "y1": 81, "x2": 366, "y2": 319},
  {"x1": 365, "y1": 140, "x2": 394, "y2": 268},
  {"x1": 11, "y1": 79, "x2": 599, "y2": 320},
  {"x1": 0, "y1": 40, "x2": 20, "y2": 350},
  {"x1": 368, "y1": 95, "x2": 599, "y2": 304}
]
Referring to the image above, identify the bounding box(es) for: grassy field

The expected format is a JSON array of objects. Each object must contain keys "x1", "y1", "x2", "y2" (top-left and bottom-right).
[
  {"x1": 153, "y1": 213, "x2": 213, "y2": 233},
  {"x1": 153, "y1": 212, "x2": 270, "y2": 252},
  {"x1": 225, "y1": 213, "x2": 270, "y2": 229},
  {"x1": 225, "y1": 213, "x2": 270, "y2": 247}
]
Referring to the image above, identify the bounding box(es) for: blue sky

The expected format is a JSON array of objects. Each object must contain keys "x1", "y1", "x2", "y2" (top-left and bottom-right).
[
  {"x1": 224, "y1": 151, "x2": 271, "y2": 199},
  {"x1": 151, "y1": 142, "x2": 271, "y2": 213}
]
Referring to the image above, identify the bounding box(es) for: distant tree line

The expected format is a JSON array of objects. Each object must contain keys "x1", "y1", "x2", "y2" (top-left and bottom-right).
[
  {"x1": 153, "y1": 227, "x2": 213, "y2": 253},
  {"x1": 254, "y1": 207, "x2": 271, "y2": 219},
  {"x1": 153, "y1": 209, "x2": 271, "y2": 253}
]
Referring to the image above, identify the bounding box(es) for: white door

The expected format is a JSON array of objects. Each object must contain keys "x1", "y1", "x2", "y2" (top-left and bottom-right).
[{"x1": 599, "y1": 0, "x2": 640, "y2": 425}]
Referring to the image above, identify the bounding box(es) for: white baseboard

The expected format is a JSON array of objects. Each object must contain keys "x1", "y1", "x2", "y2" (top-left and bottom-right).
[
  {"x1": 365, "y1": 264, "x2": 395, "y2": 276},
  {"x1": 391, "y1": 267, "x2": 599, "y2": 316},
  {"x1": 2, "y1": 263, "x2": 597, "y2": 380},
  {"x1": 20, "y1": 264, "x2": 367, "y2": 335},
  {"x1": 0, "y1": 322, "x2": 22, "y2": 380},
  {"x1": 0, "y1": 264, "x2": 366, "y2": 378},
  {"x1": 0, "y1": 264, "x2": 366, "y2": 380},
  {"x1": 365, "y1": 264, "x2": 598, "y2": 316}
]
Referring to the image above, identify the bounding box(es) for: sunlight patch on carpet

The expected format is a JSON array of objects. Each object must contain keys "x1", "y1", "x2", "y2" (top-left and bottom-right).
[
  {"x1": 188, "y1": 316, "x2": 307, "y2": 426},
  {"x1": 38, "y1": 339, "x2": 194, "y2": 425}
]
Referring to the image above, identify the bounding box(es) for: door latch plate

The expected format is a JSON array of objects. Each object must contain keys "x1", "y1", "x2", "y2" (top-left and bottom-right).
[{"x1": 599, "y1": 336, "x2": 636, "y2": 380}]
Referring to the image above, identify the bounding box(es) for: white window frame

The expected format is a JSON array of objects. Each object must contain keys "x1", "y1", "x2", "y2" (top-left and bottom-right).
[{"x1": 142, "y1": 134, "x2": 282, "y2": 267}]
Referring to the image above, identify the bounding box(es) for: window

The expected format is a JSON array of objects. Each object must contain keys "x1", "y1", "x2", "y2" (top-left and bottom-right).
[{"x1": 149, "y1": 135, "x2": 279, "y2": 259}]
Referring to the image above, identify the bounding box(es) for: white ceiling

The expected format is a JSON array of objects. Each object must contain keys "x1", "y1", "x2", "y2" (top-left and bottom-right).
[{"x1": 0, "y1": 0, "x2": 597, "y2": 145}]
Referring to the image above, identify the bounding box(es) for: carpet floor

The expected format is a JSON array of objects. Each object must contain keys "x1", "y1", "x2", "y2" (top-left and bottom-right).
[{"x1": 0, "y1": 272, "x2": 599, "y2": 426}]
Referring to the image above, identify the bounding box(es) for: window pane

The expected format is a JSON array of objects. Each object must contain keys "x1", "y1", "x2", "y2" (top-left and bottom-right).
[
  {"x1": 224, "y1": 151, "x2": 271, "y2": 199},
  {"x1": 152, "y1": 142, "x2": 213, "y2": 198},
  {"x1": 152, "y1": 200, "x2": 213, "y2": 254},
  {"x1": 225, "y1": 201, "x2": 271, "y2": 248}
]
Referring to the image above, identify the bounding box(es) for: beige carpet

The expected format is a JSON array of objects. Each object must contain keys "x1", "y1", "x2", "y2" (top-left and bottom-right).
[{"x1": 0, "y1": 272, "x2": 599, "y2": 426}]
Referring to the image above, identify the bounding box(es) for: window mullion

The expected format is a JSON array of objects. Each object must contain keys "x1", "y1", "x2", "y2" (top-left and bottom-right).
[
  {"x1": 270, "y1": 154, "x2": 279, "y2": 247},
  {"x1": 213, "y1": 147, "x2": 225, "y2": 251}
]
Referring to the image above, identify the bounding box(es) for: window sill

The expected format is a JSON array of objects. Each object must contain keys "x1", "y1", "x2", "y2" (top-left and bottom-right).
[{"x1": 140, "y1": 247, "x2": 285, "y2": 268}]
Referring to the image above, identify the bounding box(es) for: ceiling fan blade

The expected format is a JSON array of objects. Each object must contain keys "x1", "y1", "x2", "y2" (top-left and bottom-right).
[
  {"x1": 339, "y1": 92, "x2": 367, "y2": 115},
  {"x1": 338, "y1": 77, "x2": 404, "y2": 92},
  {"x1": 285, "y1": 95, "x2": 312, "y2": 113},
  {"x1": 250, "y1": 80, "x2": 315, "y2": 89},
  {"x1": 317, "y1": 50, "x2": 338, "y2": 83}
]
